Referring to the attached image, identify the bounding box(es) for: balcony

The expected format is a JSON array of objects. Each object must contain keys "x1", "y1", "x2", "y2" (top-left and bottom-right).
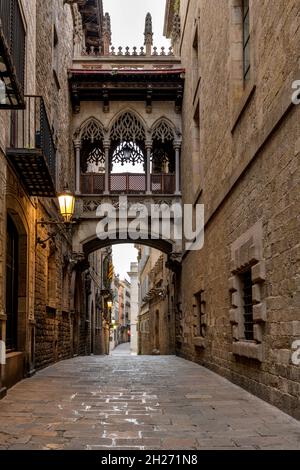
[
  {"x1": 6, "y1": 95, "x2": 56, "y2": 197},
  {"x1": 74, "y1": 108, "x2": 181, "y2": 200},
  {"x1": 0, "y1": 0, "x2": 25, "y2": 109},
  {"x1": 80, "y1": 173, "x2": 175, "y2": 195}
]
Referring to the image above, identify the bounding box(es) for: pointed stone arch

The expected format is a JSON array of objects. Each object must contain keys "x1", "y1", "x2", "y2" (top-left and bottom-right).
[
  {"x1": 151, "y1": 117, "x2": 177, "y2": 143},
  {"x1": 74, "y1": 117, "x2": 105, "y2": 144},
  {"x1": 74, "y1": 117, "x2": 106, "y2": 194},
  {"x1": 108, "y1": 110, "x2": 147, "y2": 179},
  {"x1": 150, "y1": 118, "x2": 176, "y2": 180},
  {"x1": 109, "y1": 109, "x2": 147, "y2": 142}
]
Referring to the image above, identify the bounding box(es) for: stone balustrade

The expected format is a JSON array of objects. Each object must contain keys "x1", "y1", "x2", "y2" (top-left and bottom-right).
[{"x1": 81, "y1": 45, "x2": 175, "y2": 58}]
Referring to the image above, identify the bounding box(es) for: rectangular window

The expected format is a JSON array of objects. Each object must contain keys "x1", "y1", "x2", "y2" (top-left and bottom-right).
[
  {"x1": 53, "y1": 24, "x2": 60, "y2": 88},
  {"x1": 242, "y1": 0, "x2": 250, "y2": 80},
  {"x1": 241, "y1": 269, "x2": 254, "y2": 340},
  {"x1": 193, "y1": 103, "x2": 200, "y2": 150},
  {"x1": 194, "y1": 290, "x2": 205, "y2": 338},
  {"x1": 192, "y1": 27, "x2": 200, "y2": 96}
]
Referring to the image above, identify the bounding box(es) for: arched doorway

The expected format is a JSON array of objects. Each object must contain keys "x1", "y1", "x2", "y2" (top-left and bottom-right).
[
  {"x1": 6, "y1": 215, "x2": 19, "y2": 352},
  {"x1": 4, "y1": 212, "x2": 28, "y2": 389}
]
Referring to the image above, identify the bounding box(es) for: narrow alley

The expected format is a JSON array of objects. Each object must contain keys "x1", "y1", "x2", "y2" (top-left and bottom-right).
[
  {"x1": 0, "y1": 0, "x2": 300, "y2": 454},
  {"x1": 0, "y1": 351, "x2": 299, "y2": 450}
]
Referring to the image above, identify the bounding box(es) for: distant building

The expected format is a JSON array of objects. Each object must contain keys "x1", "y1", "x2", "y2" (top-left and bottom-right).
[
  {"x1": 119, "y1": 279, "x2": 131, "y2": 344},
  {"x1": 137, "y1": 246, "x2": 175, "y2": 355},
  {"x1": 128, "y1": 263, "x2": 139, "y2": 355}
]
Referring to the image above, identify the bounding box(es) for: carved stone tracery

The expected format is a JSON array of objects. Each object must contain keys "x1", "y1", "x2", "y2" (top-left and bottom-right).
[
  {"x1": 151, "y1": 120, "x2": 176, "y2": 173},
  {"x1": 112, "y1": 141, "x2": 145, "y2": 166},
  {"x1": 79, "y1": 118, "x2": 104, "y2": 143},
  {"x1": 110, "y1": 112, "x2": 146, "y2": 142},
  {"x1": 151, "y1": 120, "x2": 175, "y2": 143}
]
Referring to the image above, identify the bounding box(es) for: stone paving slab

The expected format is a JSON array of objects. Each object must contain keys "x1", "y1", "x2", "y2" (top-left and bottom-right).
[{"x1": 0, "y1": 354, "x2": 299, "y2": 450}]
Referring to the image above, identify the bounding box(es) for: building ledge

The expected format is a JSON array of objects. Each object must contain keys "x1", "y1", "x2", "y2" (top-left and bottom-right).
[
  {"x1": 6, "y1": 148, "x2": 56, "y2": 197},
  {"x1": 6, "y1": 351, "x2": 24, "y2": 360},
  {"x1": 232, "y1": 341, "x2": 263, "y2": 362},
  {"x1": 193, "y1": 337, "x2": 207, "y2": 348}
]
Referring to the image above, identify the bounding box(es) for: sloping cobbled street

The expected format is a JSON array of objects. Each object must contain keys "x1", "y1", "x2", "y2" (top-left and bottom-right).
[{"x1": 0, "y1": 345, "x2": 299, "y2": 450}]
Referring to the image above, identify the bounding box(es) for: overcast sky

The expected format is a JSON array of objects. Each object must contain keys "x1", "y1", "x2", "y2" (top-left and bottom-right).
[
  {"x1": 103, "y1": 0, "x2": 170, "y2": 50},
  {"x1": 112, "y1": 244, "x2": 139, "y2": 281},
  {"x1": 105, "y1": 1, "x2": 168, "y2": 281}
]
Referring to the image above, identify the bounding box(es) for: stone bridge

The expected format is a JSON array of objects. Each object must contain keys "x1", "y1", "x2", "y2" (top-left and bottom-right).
[{"x1": 72, "y1": 195, "x2": 183, "y2": 267}]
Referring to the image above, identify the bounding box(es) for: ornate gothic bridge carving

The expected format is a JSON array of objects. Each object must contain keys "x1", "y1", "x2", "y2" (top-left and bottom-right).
[
  {"x1": 71, "y1": 110, "x2": 183, "y2": 266},
  {"x1": 73, "y1": 194, "x2": 183, "y2": 259},
  {"x1": 68, "y1": 12, "x2": 184, "y2": 267}
]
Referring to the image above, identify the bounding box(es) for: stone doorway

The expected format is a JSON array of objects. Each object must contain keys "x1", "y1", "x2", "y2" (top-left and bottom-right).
[{"x1": 4, "y1": 212, "x2": 28, "y2": 389}]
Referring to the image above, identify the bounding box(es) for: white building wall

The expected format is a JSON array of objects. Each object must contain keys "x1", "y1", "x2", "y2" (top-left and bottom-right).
[{"x1": 128, "y1": 262, "x2": 139, "y2": 355}]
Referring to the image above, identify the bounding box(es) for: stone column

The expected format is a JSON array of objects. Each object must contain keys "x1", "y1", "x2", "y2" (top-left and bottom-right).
[
  {"x1": 174, "y1": 142, "x2": 181, "y2": 195},
  {"x1": 74, "y1": 139, "x2": 81, "y2": 195},
  {"x1": 103, "y1": 13, "x2": 112, "y2": 56},
  {"x1": 145, "y1": 140, "x2": 152, "y2": 195},
  {"x1": 144, "y1": 13, "x2": 153, "y2": 57},
  {"x1": 104, "y1": 140, "x2": 111, "y2": 195}
]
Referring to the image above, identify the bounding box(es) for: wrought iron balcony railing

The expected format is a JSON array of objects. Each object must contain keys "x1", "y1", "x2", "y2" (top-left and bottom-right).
[
  {"x1": 0, "y1": 0, "x2": 25, "y2": 108},
  {"x1": 7, "y1": 95, "x2": 56, "y2": 197}
]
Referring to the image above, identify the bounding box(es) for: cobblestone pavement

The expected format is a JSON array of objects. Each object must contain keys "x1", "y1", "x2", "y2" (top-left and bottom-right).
[{"x1": 0, "y1": 355, "x2": 299, "y2": 450}]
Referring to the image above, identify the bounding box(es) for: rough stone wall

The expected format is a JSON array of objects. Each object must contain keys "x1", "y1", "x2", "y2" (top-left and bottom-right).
[
  {"x1": 0, "y1": 0, "x2": 37, "y2": 382},
  {"x1": 179, "y1": 0, "x2": 300, "y2": 419},
  {"x1": 34, "y1": 0, "x2": 75, "y2": 370},
  {"x1": 0, "y1": 150, "x2": 6, "y2": 318},
  {"x1": 35, "y1": 223, "x2": 73, "y2": 369},
  {"x1": 138, "y1": 250, "x2": 176, "y2": 355},
  {"x1": 35, "y1": 0, "x2": 74, "y2": 189},
  {"x1": 0, "y1": 0, "x2": 37, "y2": 318}
]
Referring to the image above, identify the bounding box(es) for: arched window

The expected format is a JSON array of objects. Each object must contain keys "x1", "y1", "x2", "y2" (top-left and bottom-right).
[
  {"x1": 151, "y1": 120, "x2": 176, "y2": 194},
  {"x1": 76, "y1": 118, "x2": 105, "y2": 194},
  {"x1": 109, "y1": 112, "x2": 147, "y2": 193},
  {"x1": 74, "y1": 113, "x2": 180, "y2": 195},
  {"x1": 79, "y1": 118, "x2": 105, "y2": 174},
  {"x1": 151, "y1": 120, "x2": 175, "y2": 174}
]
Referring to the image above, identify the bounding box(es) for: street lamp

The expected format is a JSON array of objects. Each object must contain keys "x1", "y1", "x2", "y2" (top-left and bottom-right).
[
  {"x1": 58, "y1": 188, "x2": 76, "y2": 223},
  {"x1": 36, "y1": 187, "x2": 76, "y2": 247},
  {"x1": 107, "y1": 300, "x2": 113, "y2": 330}
]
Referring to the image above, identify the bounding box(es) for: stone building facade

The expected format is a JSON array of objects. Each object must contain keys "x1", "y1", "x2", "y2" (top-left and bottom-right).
[
  {"x1": 0, "y1": 0, "x2": 111, "y2": 394},
  {"x1": 165, "y1": 0, "x2": 300, "y2": 419},
  {"x1": 128, "y1": 262, "x2": 139, "y2": 355},
  {"x1": 0, "y1": 0, "x2": 297, "y2": 425},
  {"x1": 0, "y1": 0, "x2": 76, "y2": 393},
  {"x1": 138, "y1": 246, "x2": 176, "y2": 356},
  {"x1": 118, "y1": 279, "x2": 131, "y2": 345},
  {"x1": 110, "y1": 273, "x2": 120, "y2": 351}
]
